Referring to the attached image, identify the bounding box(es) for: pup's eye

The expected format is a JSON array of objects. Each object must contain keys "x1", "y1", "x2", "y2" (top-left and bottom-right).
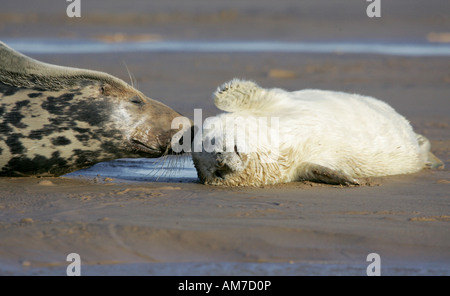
[{"x1": 130, "y1": 96, "x2": 144, "y2": 105}]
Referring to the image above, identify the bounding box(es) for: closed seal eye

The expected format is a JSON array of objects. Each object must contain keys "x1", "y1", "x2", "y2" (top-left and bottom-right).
[{"x1": 130, "y1": 96, "x2": 144, "y2": 106}]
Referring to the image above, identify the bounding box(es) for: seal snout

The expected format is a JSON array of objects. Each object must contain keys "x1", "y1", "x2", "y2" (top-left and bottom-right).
[{"x1": 213, "y1": 161, "x2": 233, "y2": 179}]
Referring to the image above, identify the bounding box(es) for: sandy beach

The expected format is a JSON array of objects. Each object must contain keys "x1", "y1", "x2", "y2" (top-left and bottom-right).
[{"x1": 0, "y1": 0, "x2": 449, "y2": 276}]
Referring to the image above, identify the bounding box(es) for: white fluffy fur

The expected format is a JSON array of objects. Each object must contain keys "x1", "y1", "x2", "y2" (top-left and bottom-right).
[{"x1": 192, "y1": 79, "x2": 442, "y2": 186}]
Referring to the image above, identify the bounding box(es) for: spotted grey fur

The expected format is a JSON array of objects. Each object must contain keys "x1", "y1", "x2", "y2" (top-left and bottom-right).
[{"x1": 0, "y1": 41, "x2": 183, "y2": 176}]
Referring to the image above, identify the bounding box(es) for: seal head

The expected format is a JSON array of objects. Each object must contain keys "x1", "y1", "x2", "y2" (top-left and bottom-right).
[{"x1": 0, "y1": 41, "x2": 183, "y2": 176}]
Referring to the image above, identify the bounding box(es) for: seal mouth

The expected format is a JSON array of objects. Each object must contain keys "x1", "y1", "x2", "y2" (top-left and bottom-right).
[{"x1": 130, "y1": 139, "x2": 161, "y2": 155}]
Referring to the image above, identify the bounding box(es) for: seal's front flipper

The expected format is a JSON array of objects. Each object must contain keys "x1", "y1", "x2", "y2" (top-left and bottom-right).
[
  {"x1": 213, "y1": 79, "x2": 265, "y2": 112},
  {"x1": 302, "y1": 163, "x2": 360, "y2": 186}
]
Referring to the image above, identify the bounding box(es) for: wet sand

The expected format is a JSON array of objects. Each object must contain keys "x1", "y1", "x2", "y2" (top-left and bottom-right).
[
  {"x1": 1, "y1": 0, "x2": 450, "y2": 275},
  {"x1": 0, "y1": 170, "x2": 449, "y2": 275}
]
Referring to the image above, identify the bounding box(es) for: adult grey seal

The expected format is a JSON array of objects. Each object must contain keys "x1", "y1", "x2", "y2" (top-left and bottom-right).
[{"x1": 0, "y1": 41, "x2": 183, "y2": 176}]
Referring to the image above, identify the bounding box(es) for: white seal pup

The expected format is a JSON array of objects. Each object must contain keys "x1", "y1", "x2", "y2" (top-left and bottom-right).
[{"x1": 192, "y1": 79, "x2": 444, "y2": 186}]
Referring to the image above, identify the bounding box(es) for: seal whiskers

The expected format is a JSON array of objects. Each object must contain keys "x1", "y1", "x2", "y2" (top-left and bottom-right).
[
  {"x1": 142, "y1": 154, "x2": 191, "y2": 182},
  {"x1": 122, "y1": 62, "x2": 137, "y2": 89}
]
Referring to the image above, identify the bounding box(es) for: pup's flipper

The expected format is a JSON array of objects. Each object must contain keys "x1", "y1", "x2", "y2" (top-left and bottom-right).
[
  {"x1": 213, "y1": 79, "x2": 266, "y2": 112},
  {"x1": 302, "y1": 163, "x2": 360, "y2": 186}
]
